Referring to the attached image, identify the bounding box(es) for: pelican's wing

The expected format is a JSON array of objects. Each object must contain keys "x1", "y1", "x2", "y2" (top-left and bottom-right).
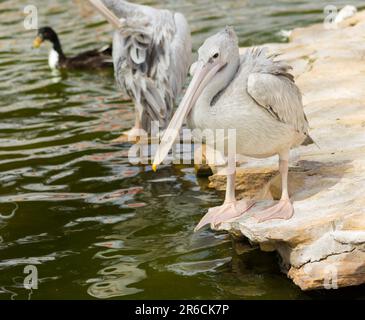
[
  {"x1": 245, "y1": 48, "x2": 309, "y2": 134},
  {"x1": 99, "y1": 1, "x2": 191, "y2": 131},
  {"x1": 113, "y1": 9, "x2": 191, "y2": 131},
  {"x1": 138, "y1": 12, "x2": 191, "y2": 130},
  {"x1": 168, "y1": 13, "x2": 192, "y2": 98}
]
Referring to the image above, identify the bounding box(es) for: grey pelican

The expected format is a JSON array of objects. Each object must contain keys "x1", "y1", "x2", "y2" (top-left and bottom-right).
[
  {"x1": 153, "y1": 27, "x2": 313, "y2": 231},
  {"x1": 88, "y1": 0, "x2": 192, "y2": 139}
]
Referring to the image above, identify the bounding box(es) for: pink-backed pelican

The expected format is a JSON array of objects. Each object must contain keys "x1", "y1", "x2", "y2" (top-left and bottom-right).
[{"x1": 153, "y1": 27, "x2": 313, "y2": 231}]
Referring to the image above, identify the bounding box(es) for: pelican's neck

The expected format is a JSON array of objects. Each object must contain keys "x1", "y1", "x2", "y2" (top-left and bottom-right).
[
  {"x1": 102, "y1": 0, "x2": 139, "y2": 17},
  {"x1": 199, "y1": 55, "x2": 240, "y2": 107}
]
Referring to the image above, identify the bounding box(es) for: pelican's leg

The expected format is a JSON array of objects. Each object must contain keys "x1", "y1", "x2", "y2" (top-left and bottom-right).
[
  {"x1": 255, "y1": 150, "x2": 294, "y2": 222},
  {"x1": 194, "y1": 168, "x2": 254, "y2": 232},
  {"x1": 113, "y1": 109, "x2": 144, "y2": 143},
  {"x1": 125, "y1": 111, "x2": 143, "y2": 139}
]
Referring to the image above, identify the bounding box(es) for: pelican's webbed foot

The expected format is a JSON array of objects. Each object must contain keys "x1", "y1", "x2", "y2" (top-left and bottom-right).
[
  {"x1": 255, "y1": 199, "x2": 294, "y2": 223},
  {"x1": 112, "y1": 127, "x2": 146, "y2": 143},
  {"x1": 194, "y1": 200, "x2": 254, "y2": 232}
]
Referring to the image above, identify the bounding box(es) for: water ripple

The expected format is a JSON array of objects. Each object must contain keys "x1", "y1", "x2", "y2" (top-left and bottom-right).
[{"x1": 1, "y1": 0, "x2": 362, "y2": 300}]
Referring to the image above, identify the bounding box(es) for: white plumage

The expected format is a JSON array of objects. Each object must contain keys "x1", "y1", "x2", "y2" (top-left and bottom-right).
[
  {"x1": 189, "y1": 46, "x2": 310, "y2": 159},
  {"x1": 153, "y1": 28, "x2": 313, "y2": 231},
  {"x1": 48, "y1": 48, "x2": 60, "y2": 70},
  {"x1": 335, "y1": 5, "x2": 357, "y2": 24}
]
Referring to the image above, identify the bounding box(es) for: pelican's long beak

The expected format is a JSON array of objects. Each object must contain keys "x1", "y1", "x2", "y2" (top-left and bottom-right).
[
  {"x1": 152, "y1": 60, "x2": 225, "y2": 171},
  {"x1": 88, "y1": 0, "x2": 124, "y2": 30},
  {"x1": 33, "y1": 36, "x2": 43, "y2": 48}
]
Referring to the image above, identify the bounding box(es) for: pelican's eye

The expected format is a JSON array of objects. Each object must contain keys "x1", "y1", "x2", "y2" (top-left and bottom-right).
[{"x1": 212, "y1": 53, "x2": 219, "y2": 59}]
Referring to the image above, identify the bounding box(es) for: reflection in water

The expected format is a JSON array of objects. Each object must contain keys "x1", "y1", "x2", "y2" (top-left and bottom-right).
[
  {"x1": 88, "y1": 221, "x2": 233, "y2": 298},
  {"x1": 1, "y1": 0, "x2": 364, "y2": 300},
  {"x1": 88, "y1": 263, "x2": 146, "y2": 299},
  {"x1": 0, "y1": 202, "x2": 18, "y2": 220},
  {"x1": 167, "y1": 257, "x2": 232, "y2": 276}
]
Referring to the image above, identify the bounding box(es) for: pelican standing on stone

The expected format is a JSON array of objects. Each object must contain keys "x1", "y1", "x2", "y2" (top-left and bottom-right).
[
  {"x1": 88, "y1": 0, "x2": 192, "y2": 139},
  {"x1": 153, "y1": 27, "x2": 313, "y2": 231}
]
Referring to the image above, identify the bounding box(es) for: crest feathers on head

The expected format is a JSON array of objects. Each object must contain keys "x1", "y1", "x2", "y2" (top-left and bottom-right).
[{"x1": 224, "y1": 26, "x2": 238, "y2": 42}]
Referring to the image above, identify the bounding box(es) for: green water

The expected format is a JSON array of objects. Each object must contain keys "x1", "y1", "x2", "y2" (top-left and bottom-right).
[{"x1": 1, "y1": 0, "x2": 364, "y2": 300}]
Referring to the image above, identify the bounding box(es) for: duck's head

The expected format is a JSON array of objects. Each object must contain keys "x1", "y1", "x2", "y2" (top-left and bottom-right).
[{"x1": 33, "y1": 27, "x2": 59, "y2": 48}]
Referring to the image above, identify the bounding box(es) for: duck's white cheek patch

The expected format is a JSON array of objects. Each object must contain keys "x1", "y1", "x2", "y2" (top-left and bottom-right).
[{"x1": 48, "y1": 49, "x2": 59, "y2": 69}]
